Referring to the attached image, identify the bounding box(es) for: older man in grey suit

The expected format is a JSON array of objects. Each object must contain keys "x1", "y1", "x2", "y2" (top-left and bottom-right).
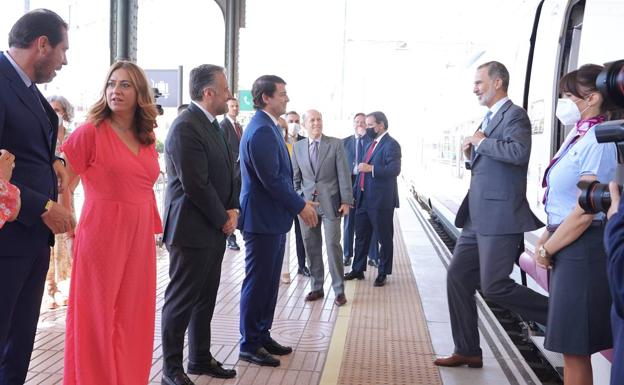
[
  {"x1": 292, "y1": 109, "x2": 353, "y2": 306},
  {"x1": 434, "y1": 61, "x2": 548, "y2": 368}
]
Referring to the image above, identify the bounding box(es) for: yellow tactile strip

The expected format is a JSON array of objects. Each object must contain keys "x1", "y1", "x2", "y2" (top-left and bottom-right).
[{"x1": 336, "y1": 216, "x2": 443, "y2": 385}]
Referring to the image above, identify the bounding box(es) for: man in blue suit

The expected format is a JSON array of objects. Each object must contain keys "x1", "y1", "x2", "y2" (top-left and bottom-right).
[
  {"x1": 238, "y1": 75, "x2": 318, "y2": 367},
  {"x1": 342, "y1": 112, "x2": 380, "y2": 267},
  {"x1": 0, "y1": 9, "x2": 75, "y2": 384},
  {"x1": 344, "y1": 111, "x2": 401, "y2": 287},
  {"x1": 605, "y1": 182, "x2": 624, "y2": 385}
]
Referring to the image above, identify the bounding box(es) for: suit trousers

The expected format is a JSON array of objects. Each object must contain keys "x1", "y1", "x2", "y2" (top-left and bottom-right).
[
  {"x1": 352, "y1": 204, "x2": 395, "y2": 275},
  {"x1": 343, "y1": 206, "x2": 380, "y2": 261},
  {"x1": 239, "y1": 232, "x2": 285, "y2": 353},
  {"x1": 0, "y1": 248, "x2": 50, "y2": 385},
  {"x1": 299, "y1": 212, "x2": 344, "y2": 296},
  {"x1": 161, "y1": 242, "x2": 226, "y2": 376},
  {"x1": 447, "y1": 218, "x2": 548, "y2": 356},
  {"x1": 294, "y1": 219, "x2": 306, "y2": 268}
]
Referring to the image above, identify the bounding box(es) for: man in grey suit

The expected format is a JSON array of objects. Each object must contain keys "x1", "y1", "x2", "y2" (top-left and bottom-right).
[
  {"x1": 292, "y1": 109, "x2": 353, "y2": 306},
  {"x1": 434, "y1": 61, "x2": 548, "y2": 368}
]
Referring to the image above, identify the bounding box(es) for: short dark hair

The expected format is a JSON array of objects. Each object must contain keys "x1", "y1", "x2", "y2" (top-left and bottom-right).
[
  {"x1": 177, "y1": 103, "x2": 189, "y2": 114},
  {"x1": 9, "y1": 9, "x2": 68, "y2": 49},
  {"x1": 227, "y1": 97, "x2": 238, "y2": 102},
  {"x1": 286, "y1": 110, "x2": 299, "y2": 116},
  {"x1": 353, "y1": 112, "x2": 365, "y2": 120},
  {"x1": 478, "y1": 61, "x2": 510, "y2": 91},
  {"x1": 252, "y1": 75, "x2": 286, "y2": 109},
  {"x1": 367, "y1": 111, "x2": 389, "y2": 130},
  {"x1": 189, "y1": 64, "x2": 224, "y2": 102}
]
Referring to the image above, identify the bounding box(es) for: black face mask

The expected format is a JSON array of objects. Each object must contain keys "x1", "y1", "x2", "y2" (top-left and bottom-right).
[{"x1": 366, "y1": 127, "x2": 378, "y2": 139}]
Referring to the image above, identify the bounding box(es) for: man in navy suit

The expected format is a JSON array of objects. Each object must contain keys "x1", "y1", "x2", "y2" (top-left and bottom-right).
[
  {"x1": 0, "y1": 9, "x2": 75, "y2": 384},
  {"x1": 344, "y1": 111, "x2": 401, "y2": 287},
  {"x1": 238, "y1": 75, "x2": 318, "y2": 367},
  {"x1": 605, "y1": 183, "x2": 624, "y2": 385},
  {"x1": 342, "y1": 113, "x2": 380, "y2": 267}
]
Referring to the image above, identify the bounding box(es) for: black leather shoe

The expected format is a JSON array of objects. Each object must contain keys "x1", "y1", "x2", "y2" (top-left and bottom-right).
[
  {"x1": 297, "y1": 266, "x2": 311, "y2": 277},
  {"x1": 368, "y1": 259, "x2": 379, "y2": 268},
  {"x1": 343, "y1": 257, "x2": 352, "y2": 266},
  {"x1": 227, "y1": 239, "x2": 240, "y2": 250},
  {"x1": 374, "y1": 274, "x2": 387, "y2": 287},
  {"x1": 187, "y1": 358, "x2": 236, "y2": 379},
  {"x1": 162, "y1": 372, "x2": 195, "y2": 385},
  {"x1": 239, "y1": 347, "x2": 280, "y2": 367},
  {"x1": 344, "y1": 271, "x2": 365, "y2": 280},
  {"x1": 305, "y1": 289, "x2": 324, "y2": 302},
  {"x1": 263, "y1": 338, "x2": 293, "y2": 355}
]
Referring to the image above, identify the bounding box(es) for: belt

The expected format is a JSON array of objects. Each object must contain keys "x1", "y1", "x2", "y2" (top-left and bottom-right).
[{"x1": 546, "y1": 219, "x2": 604, "y2": 233}]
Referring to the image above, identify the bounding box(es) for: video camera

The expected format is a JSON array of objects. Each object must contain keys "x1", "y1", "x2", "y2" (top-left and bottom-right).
[
  {"x1": 153, "y1": 87, "x2": 164, "y2": 116},
  {"x1": 578, "y1": 59, "x2": 624, "y2": 213}
]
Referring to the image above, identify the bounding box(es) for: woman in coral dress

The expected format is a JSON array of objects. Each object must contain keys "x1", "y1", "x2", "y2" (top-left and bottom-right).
[
  {"x1": 61, "y1": 61, "x2": 162, "y2": 385},
  {"x1": 0, "y1": 149, "x2": 20, "y2": 228}
]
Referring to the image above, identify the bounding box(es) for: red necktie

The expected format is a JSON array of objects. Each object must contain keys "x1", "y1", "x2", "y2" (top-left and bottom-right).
[
  {"x1": 234, "y1": 122, "x2": 242, "y2": 140},
  {"x1": 359, "y1": 140, "x2": 378, "y2": 191}
]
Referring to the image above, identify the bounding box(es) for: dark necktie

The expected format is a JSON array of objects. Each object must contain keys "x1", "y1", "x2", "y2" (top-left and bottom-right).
[
  {"x1": 234, "y1": 122, "x2": 242, "y2": 140},
  {"x1": 30, "y1": 83, "x2": 53, "y2": 143},
  {"x1": 310, "y1": 140, "x2": 319, "y2": 174},
  {"x1": 359, "y1": 140, "x2": 378, "y2": 190},
  {"x1": 212, "y1": 119, "x2": 230, "y2": 154}
]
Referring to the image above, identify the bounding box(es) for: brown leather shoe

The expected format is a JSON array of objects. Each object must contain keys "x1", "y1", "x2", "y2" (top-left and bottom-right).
[
  {"x1": 305, "y1": 289, "x2": 324, "y2": 302},
  {"x1": 334, "y1": 293, "x2": 347, "y2": 306},
  {"x1": 433, "y1": 353, "x2": 483, "y2": 368}
]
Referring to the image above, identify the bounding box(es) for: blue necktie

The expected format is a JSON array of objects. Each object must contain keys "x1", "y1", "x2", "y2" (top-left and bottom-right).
[
  {"x1": 310, "y1": 140, "x2": 319, "y2": 174},
  {"x1": 480, "y1": 110, "x2": 493, "y2": 133}
]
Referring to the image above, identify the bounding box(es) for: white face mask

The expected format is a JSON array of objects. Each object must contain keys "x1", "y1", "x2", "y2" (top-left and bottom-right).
[
  {"x1": 287, "y1": 122, "x2": 300, "y2": 137},
  {"x1": 555, "y1": 98, "x2": 581, "y2": 126}
]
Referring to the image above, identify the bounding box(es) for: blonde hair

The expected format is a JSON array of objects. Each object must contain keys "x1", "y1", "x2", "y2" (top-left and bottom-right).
[{"x1": 87, "y1": 61, "x2": 158, "y2": 145}]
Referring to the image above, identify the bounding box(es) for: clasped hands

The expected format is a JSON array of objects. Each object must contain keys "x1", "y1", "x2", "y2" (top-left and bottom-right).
[
  {"x1": 462, "y1": 131, "x2": 486, "y2": 159},
  {"x1": 222, "y1": 209, "x2": 239, "y2": 235}
]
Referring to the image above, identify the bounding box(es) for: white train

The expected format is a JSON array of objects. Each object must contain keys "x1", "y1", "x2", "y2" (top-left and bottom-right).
[{"x1": 411, "y1": 0, "x2": 624, "y2": 383}]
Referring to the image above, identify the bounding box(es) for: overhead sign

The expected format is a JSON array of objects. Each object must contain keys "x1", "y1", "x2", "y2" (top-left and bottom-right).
[
  {"x1": 238, "y1": 90, "x2": 253, "y2": 111},
  {"x1": 145, "y1": 69, "x2": 180, "y2": 108}
]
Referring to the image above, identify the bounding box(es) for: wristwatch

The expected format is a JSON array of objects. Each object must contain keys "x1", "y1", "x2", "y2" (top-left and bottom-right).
[
  {"x1": 538, "y1": 245, "x2": 551, "y2": 261},
  {"x1": 44, "y1": 199, "x2": 54, "y2": 211}
]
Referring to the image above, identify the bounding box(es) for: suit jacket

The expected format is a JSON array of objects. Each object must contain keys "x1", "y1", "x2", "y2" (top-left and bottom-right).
[
  {"x1": 455, "y1": 99, "x2": 543, "y2": 235},
  {"x1": 0, "y1": 52, "x2": 59, "y2": 256},
  {"x1": 292, "y1": 135, "x2": 353, "y2": 219},
  {"x1": 355, "y1": 133, "x2": 401, "y2": 210},
  {"x1": 238, "y1": 110, "x2": 305, "y2": 234},
  {"x1": 343, "y1": 134, "x2": 372, "y2": 178},
  {"x1": 162, "y1": 102, "x2": 239, "y2": 247},
  {"x1": 219, "y1": 117, "x2": 241, "y2": 163}
]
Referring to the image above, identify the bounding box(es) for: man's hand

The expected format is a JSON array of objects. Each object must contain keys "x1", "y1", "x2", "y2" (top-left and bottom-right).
[
  {"x1": 53, "y1": 159, "x2": 68, "y2": 194},
  {"x1": 0, "y1": 149, "x2": 15, "y2": 181},
  {"x1": 468, "y1": 130, "x2": 486, "y2": 146},
  {"x1": 608, "y1": 181, "x2": 621, "y2": 220},
  {"x1": 41, "y1": 201, "x2": 76, "y2": 234},
  {"x1": 461, "y1": 138, "x2": 472, "y2": 160},
  {"x1": 299, "y1": 201, "x2": 319, "y2": 227},
  {"x1": 357, "y1": 163, "x2": 373, "y2": 173},
  {"x1": 222, "y1": 209, "x2": 239, "y2": 235},
  {"x1": 338, "y1": 203, "x2": 350, "y2": 217}
]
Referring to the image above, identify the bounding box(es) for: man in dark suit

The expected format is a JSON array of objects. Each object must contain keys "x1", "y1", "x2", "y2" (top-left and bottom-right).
[
  {"x1": 344, "y1": 111, "x2": 401, "y2": 287},
  {"x1": 285, "y1": 110, "x2": 311, "y2": 277},
  {"x1": 238, "y1": 75, "x2": 317, "y2": 367},
  {"x1": 342, "y1": 113, "x2": 380, "y2": 267},
  {"x1": 434, "y1": 61, "x2": 547, "y2": 368},
  {"x1": 161, "y1": 64, "x2": 239, "y2": 385},
  {"x1": 0, "y1": 10, "x2": 75, "y2": 384},
  {"x1": 220, "y1": 97, "x2": 242, "y2": 251}
]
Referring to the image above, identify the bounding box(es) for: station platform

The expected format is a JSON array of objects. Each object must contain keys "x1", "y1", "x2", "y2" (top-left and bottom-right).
[{"x1": 25, "y1": 184, "x2": 541, "y2": 385}]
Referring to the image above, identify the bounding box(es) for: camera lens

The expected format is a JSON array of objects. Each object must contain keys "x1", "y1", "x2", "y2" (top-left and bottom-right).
[
  {"x1": 577, "y1": 180, "x2": 622, "y2": 214},
  {"x1": 597, "y1": 60, "x2": 624, "y2": 109}
]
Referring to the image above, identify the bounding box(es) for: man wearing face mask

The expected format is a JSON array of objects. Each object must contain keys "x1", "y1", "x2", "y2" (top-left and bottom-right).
[
  {"x1": 284, "y1": 110, "x2": 311, "y2": 277},
  {"x1": 342, "y1": 113, "x2": 380, "y2": 267},
  {"x1": 344, "y1": 111, "x2": 401, "y2": 287},
  {"x1": 434, "y1": 61, "x2": 547, "y2": 369}
]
